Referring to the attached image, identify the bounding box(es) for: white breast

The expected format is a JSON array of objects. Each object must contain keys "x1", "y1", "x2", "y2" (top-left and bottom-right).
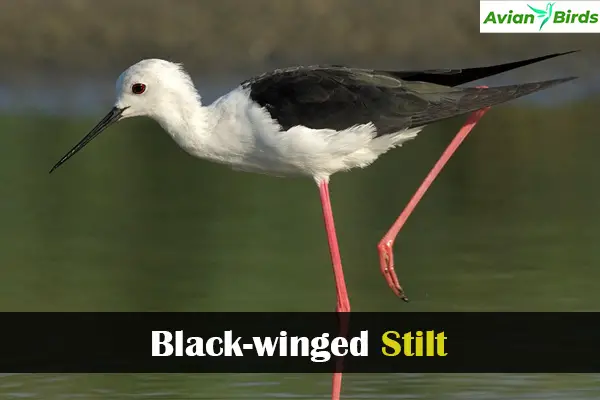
[{"x1": 197, "y1": 87, "x2": 423, "y2": 180}]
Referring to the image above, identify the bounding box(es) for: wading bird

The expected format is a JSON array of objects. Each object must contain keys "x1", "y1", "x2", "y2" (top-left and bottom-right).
[{"x1": 50, "y1": 51, "x2": 576, "y2": 400}]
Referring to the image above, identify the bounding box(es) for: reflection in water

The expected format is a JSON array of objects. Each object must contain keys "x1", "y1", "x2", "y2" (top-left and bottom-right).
[{"x1": 0, "y1": 94, "x2": 599, "y2": 397}]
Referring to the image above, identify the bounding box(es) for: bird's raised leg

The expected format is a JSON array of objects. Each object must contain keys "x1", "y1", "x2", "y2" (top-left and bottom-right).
[
  {"x1": 378, "y1": 102, "x2": 491, "y2": 301},
  {"x1": 317, "y1": 179, "x2": 350, "y2": 400}
]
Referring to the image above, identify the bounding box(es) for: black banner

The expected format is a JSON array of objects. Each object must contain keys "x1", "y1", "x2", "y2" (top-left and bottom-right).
[{"x1": 1, "y1": 312, "x2": 599, "y2": 373}]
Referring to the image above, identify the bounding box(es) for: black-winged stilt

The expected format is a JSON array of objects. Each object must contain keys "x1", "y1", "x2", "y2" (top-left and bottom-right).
[{"x1": 50, "y1": 50, "x2": 576, "y2": 400}]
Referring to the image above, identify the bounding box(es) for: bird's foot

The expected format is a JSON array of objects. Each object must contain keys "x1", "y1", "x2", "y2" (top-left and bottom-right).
[{"x1": 377, "y1": 241, "x2": 409, "y2": 302}]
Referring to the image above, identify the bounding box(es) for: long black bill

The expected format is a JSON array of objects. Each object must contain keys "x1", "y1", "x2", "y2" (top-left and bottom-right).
[{"x1": 49, "y1": 106, "x2": 126, "y2": 174}]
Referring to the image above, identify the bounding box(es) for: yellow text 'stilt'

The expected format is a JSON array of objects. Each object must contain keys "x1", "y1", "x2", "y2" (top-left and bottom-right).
[{"x1": 381, "y1": 330, "x2": 447, "y2": 356}]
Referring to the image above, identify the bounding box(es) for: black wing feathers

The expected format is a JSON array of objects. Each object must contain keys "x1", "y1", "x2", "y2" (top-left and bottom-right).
[
  {"x1": 248, "y1": 68, "x2": 409, "y2": 134},
  {"x1": 386, "y1": 50, "x2": 578, "y2": 87},
  {"x1": 245, "y1": 51, "x2": 577, "y2": 136}
]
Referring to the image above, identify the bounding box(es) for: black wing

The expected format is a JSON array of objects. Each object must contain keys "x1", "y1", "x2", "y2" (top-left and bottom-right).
[{"x1": 245, "y1": 58, "x2": 576, "y2": 136}]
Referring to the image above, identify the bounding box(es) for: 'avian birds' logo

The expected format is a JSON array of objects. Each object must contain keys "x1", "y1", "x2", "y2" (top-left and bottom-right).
[
  {"x1": 480, "y1": 1, "x2": 600, "y2": 33},
  {"x1": 527, "y1": 2, "x2": 555, "y2": 30}
]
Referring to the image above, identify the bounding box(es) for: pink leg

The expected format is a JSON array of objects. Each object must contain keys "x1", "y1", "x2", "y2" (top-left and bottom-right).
[
  {"x1": 318, "y1": 180, "x2": 351, "y2": 312},
  {"x1": 318, "y1": 180, "x2": 350, "y2": 400},
  {"x1": 378, "y1": 102, "x2": 492, "y2": 301}
]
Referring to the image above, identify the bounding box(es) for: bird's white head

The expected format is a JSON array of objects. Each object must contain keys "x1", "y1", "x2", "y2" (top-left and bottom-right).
[
  {"x1": 50, "y1": 59, "x2": 201, "y2": 173},
  {"x1": 115, "y1": 59, "x2": 201, "y2": 120}
]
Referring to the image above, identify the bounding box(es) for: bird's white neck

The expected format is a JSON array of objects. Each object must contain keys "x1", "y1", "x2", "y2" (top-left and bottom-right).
[
  {"x1": 150, "y1": 88, "x2": 259, "y2": 167},
  {"x1": 150, "y1": 92, "x2": 219, "y2": 159}
]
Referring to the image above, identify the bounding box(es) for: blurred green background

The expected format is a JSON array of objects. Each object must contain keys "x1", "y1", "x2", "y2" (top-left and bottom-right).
[{"x1": 1, "y1": 0, "x2": 599, "y2": 399}]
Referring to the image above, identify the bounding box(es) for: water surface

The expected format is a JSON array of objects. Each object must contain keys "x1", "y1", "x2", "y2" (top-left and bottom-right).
[{"x1": 0, "y1": 90, "x2": 598, "y2": 398}]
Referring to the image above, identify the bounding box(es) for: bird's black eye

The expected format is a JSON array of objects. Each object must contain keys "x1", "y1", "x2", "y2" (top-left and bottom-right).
[{"x1": 131, "y1": 83, "x2": 146, "y2": 95}]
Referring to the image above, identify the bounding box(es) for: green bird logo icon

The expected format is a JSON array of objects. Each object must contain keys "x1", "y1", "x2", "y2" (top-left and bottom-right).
[{"x1": 528, "y1": 2, "x2": 555, "y2": 31}]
